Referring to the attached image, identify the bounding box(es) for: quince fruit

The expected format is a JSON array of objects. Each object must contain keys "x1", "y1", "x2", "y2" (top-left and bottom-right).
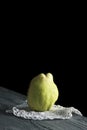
[{"x1": 27, "y1": 73, "x2": 59, "y2": 111}]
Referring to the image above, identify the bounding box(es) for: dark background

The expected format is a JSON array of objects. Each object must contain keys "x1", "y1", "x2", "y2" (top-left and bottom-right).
[{"x1": 0, "y1": 6, "x2": 86, "y2": 117}]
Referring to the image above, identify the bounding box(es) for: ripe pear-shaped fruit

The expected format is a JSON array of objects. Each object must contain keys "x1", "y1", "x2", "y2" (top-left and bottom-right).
[{"x1": 27, "y1": 73, "x2": 59, "y2": 111}]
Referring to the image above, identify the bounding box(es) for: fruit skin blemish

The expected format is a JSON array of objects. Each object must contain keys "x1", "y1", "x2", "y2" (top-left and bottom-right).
[{"x1": 27, "y1": 73, "x2": 59, "y2": 112}]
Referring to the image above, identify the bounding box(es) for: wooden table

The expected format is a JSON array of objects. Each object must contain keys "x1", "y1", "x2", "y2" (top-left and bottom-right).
[{"x1": 0, "y1": 86, "x2": 87, "y2": 130}]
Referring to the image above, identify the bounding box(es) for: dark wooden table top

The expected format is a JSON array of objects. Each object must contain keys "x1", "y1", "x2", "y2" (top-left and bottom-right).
[{"x1": 0, "y1": 86, "x2": 87, "y2": 130}]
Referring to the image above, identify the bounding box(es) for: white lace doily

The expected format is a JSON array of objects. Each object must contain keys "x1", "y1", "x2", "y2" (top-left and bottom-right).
[{"x1": 6, "y1": 100, "x2": 82, "y2": 120}]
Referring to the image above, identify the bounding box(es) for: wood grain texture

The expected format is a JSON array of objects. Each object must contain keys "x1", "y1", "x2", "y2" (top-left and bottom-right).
[{"x1": 0, "y1": 86, "x2": 87, "y2": 130}]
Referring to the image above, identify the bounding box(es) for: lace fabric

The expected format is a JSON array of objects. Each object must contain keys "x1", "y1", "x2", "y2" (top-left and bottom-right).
[{"x1": 6, "y1": 100, "x2": 82, "y2": 120}]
